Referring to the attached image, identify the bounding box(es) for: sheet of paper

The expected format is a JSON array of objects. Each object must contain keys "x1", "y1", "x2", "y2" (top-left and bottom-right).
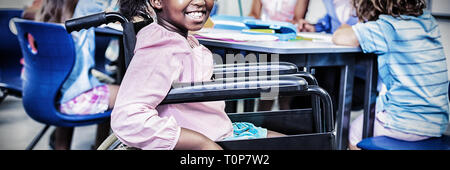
[
  {"x1": 297, "y1": 32, "x2": 333, "y2": 43},
  {"x1": 194, "y1": 32, "x2": 279, "y2": 42},
  {"x1": 211, "y1": 20, "x2": 247, "y2": 28}
]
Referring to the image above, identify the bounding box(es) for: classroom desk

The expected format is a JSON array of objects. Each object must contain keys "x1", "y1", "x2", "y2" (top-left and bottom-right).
[{"x1": 198, "y1": 32, "x2": 378, "y2": 150}]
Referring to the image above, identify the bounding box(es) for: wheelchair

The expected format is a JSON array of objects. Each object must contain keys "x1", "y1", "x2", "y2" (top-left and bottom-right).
[{"x1": 65, "y1": 12, "x2": 336, "y2": 150}]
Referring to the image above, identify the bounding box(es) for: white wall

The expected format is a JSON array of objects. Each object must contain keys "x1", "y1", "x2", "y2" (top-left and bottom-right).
[
  {"x1": 216, "y1": 0, "x2": 251, "y2": 16},
  {"x1": 0, "y1": 0, "x2": 34, "y2": 9},
  {"x1": 430, "y1": 0, "x2": 450, "y2": 79},
  {"x1": 305, "y1": 0, "x2": 327, "y2": 24},
  {"x1": 436, "y1": 19, "x2": 450, "y2": 80},
  {"x1": 430, "y1": 0, "x2": 450, "y2": 16}
]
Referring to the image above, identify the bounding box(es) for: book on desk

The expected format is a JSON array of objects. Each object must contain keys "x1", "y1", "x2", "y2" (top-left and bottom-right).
[{"x1": 193, "y1": 15, "x2": 333, "y2": 43}]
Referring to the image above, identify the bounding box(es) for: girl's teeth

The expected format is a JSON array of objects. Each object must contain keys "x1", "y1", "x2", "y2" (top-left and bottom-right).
[{"x1": 187, "y1": 12, "x2": 203, "y2": 19}]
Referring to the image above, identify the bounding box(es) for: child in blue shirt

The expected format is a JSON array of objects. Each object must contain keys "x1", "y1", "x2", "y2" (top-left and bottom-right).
[{"x1": 333, "y1": 0, "x2": 449, "y2": 150}]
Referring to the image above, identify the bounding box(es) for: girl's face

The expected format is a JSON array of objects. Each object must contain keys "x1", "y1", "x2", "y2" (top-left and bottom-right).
[{"x1": 152, "y1": 0, "x2": 214, "y2": 34}]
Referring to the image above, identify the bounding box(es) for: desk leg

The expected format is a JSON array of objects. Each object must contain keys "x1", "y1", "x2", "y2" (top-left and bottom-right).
[
  {"x1": 335, "y1": 64, "x2": 355, "y2": 150},
  {"x1": 362, "y1": 55, "x2": 378, "y2": 139}
]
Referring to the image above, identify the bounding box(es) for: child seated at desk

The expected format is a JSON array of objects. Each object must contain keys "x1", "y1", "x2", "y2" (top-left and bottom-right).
[
  {"x1": 249, "y1": 0, "x2": 309, "y2": 30},
  {"x1": 248, "y1": 0, "x2": 309, "y2": 112},
  {"x1": 111, "y1": 0, "x2": 284, "y2": 150},
  {"x1": 332, "y1": 0, "x2": 449, "y2": 150}
]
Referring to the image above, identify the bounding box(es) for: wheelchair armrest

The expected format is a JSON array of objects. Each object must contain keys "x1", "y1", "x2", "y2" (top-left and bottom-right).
[
  {"x1": 65, "y1": 12, "x2": 130, "y2": 33},
  {"x1": 213, "y1": 62, "x2": 298, "y2": 78},
  {"x1": 161, "y1": 75, "x2": 307, "y2": 104},
  {"x1": 162, "y1": 75, "x2": 334, "y2": 132},
  {"x1": 213, "y1": 72, "x2": 317, "y2": 85}
]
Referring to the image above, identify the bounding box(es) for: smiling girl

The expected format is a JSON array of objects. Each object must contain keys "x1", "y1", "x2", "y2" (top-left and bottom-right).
[{"x1": 111, "y1": 0, "x2": 284, "y2": 150}]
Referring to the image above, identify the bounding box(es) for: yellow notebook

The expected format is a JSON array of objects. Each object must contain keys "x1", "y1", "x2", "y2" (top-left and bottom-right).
[
  {"x1": 289, "y1": 36, "x2": 313, "y2": 41},
  {"x1": 242, "y1": 29, "x2": 275, "y2": 34},
  {"x1": 204, "y1": 17, "x2": 215, "y2": 28}
]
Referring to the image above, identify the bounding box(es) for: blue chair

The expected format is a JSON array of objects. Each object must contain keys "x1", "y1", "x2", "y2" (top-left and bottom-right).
[
  {"x1": 357, "y1": 83, "x2": 450, "y2": 150},
  {"x1": 13, "y1": 18, "x2": 111, "y2": 150},
  {"x1": 0, "y1": 9, "x2": 24, "y2": 103},
  {"x1": 357, "y1": 135, "x2": 450, "y2": 150}
]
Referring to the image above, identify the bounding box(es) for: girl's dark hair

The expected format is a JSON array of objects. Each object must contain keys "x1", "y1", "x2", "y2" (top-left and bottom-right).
[
  {"x1": 119, "y1": 0, "x2": 155, "y2": 21},
  {"x1": 352, "y1": 0, "x2": 427, "y2": 22},
  {"x1": 35, "y1": 0, "x2": 79, "y2": 23}
]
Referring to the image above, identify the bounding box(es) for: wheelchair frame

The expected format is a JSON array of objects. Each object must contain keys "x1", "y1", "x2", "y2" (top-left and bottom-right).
[{"x1": 65, "y1": 12, "x2": 336, "y2": 150}]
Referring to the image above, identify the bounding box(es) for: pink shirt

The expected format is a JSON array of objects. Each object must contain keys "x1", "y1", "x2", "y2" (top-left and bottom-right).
[
  {"x1": 111, "y1": 23, "x2": 233, "y2": 150},
  {"x1": 260, "y1": 0, "x2": 298, "y2": 22}
]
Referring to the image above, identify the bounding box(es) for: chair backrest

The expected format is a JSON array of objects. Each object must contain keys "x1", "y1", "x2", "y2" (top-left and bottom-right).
[
  {"x1": 14, "y1": 18, "x2": 109, "y2": 127},
  {"x1": 0, "y1": 9, "x2": 23, "y2": 91}
]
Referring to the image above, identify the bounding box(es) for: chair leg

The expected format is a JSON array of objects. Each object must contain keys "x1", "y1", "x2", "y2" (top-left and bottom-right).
[
  {"x1": 0, "y1": 88, "x2": 7, "y2": 104},
  {"x1": 26, "y1": 124, "x2": 50, "y2": 150}
]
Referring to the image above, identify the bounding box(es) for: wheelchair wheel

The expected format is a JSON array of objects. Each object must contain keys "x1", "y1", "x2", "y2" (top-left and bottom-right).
[{"x1": 97, "y1": 133, "x2": 140, "y2": 150}]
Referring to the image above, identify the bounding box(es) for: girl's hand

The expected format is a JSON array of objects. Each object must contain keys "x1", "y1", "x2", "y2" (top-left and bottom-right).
[
  {"x1": 338, "y1": 24, "x2": 351, "y2": 29},
  {"x1": 332, "y1": 25, "x2": 360, "y2": 47},
  {"x1": 294, "y1": 19, "x2": 316, "y2": 32},
  {"x1": 174, "y1": 128, "x2": 223, "y2": 150}
]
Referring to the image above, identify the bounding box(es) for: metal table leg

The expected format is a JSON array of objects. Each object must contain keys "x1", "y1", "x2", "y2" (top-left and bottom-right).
[
  {"x1": 362, "y1": 55, "x2": 378, "y2": 139},
  {"x1": 335, "y1": 62, "x2": 355, "y2": 150}
]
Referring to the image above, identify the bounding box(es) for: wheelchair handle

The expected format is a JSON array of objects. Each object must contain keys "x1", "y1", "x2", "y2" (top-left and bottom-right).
[{"x1": 65, "y1": 12, "x2": 128, "y2": 33}]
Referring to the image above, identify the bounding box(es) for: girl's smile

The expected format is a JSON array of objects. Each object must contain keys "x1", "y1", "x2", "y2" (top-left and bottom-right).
[
  {"x1": 185, "y1": 10, "x2": 207, "y2": 23},
  {"x1": 151, "y1": 0, "x2": 214, "y2": 37}
]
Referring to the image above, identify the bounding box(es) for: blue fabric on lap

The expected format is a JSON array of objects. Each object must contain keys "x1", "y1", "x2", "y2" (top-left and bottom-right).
[{"x1": 222, "y1": 122, "x2": 268, "y2": 141}]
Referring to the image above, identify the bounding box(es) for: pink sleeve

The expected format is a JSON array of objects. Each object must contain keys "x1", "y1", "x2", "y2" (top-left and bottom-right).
[{"x1": 111, "y1": 26, "x2": 189, "y2": 150}]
